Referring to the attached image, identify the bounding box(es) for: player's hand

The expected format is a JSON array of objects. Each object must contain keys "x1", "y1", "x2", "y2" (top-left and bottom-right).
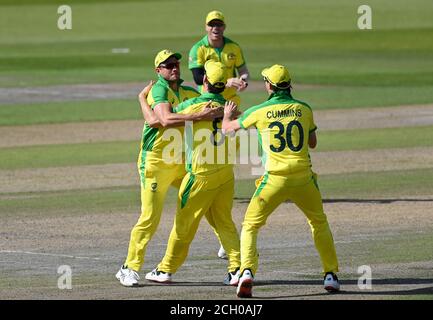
[
  {"x1": 238, "y1": 74, "x2": 249, "y2": 92},
  {"x1": 201, "y1": 106, "x2": 224, "y2": 120},
  {"x1": 226, "y1": 77, "x2": 247, "y2": 92},
  {"x1": 223, "y1": 100, "x2": 239, "y2": 119},
  {"x1": 138, "y1": 80, "x2": 155, "y2": 100}
]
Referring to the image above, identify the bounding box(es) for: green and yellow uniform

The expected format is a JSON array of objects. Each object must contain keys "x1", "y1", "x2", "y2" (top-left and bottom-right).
[
  {"x1": 237, "y1": 91, "x2": 339, "y2": 275},
  {"x1": 124, "y1": 75, "x2": 200, "y2": 272},
  {"x1": 157, "y1": 92, "x2": 241, "y2": 274},
  {"x1": 189, "y1": 36, "x2": 246, "y2": 105}
]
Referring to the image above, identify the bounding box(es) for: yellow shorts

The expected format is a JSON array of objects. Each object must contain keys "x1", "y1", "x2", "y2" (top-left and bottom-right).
[
  {"x1": 158, "y1": 166, "x2": 241, "y2": 273},
  {"x1": 240, "y1": 171, "x2": 339, "y2": 275},
  {"x1": 124, "y1": 157, "x2": 185, "y2": 271}
]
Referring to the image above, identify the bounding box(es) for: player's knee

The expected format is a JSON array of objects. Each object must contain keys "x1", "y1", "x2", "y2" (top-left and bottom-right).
[
  {"x1": 308, "y1": 215, "x2": 329, "y2": 228},
  {"x1": 242, "y1": 220, "x2": 264, "y2": 231}
]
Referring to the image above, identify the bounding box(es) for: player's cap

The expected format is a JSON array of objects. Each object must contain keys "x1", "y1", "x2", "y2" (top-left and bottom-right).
[
  {"x1": 204, "y1": 60, "x2": 227, "y2": 88},
  {"x1": 261, "y1": 64, "x2": 291, "y2": 89},
  {"x1": 206, "y1": 10, "x2": 225, "y2": 25},
  {"x1": 154, "y1": 49, "x2": 182, "y2": 68}
]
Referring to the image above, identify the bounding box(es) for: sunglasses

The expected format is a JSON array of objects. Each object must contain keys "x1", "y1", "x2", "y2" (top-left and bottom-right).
[
  {"x1": 159, "y1": 61, "x2": 180, "y2": 69},
  {"x1": 208, "y1": 22, "x2": 224, "y2": 28}
]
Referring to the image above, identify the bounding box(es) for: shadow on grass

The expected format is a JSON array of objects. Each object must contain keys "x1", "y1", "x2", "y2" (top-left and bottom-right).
[
  {"x1": 253, "y1": 287, "x2": 433, "y2": 299},
  {"x1": 137, "y1": 278, "x2": 433, "y2": 299},
  {"x1": 234, "y1": 198, "x2": 433, "y2": 204},
  {"x1": 138, "y1": 278, "x2": 433, "y2": 287},
  {"x1": 323, "y1": 198, "x2": 433, "y2": 204},
  {"x1": 135, "y1": 281, "x2": 223, "y2": 287},
  {"x1": 252, "y1": 278, "x2": 433, "y2": 299},
  {"x1": 256, "y1": 278, "x2": 433, "y2": 286}
]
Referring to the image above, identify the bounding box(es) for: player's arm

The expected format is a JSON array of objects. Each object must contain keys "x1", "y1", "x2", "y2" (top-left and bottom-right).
[
  {"x1": 222, "y1": 100, "x2": 242, "y2": 133},
  {"x1": 154, "y1": 102, "x2": 223, "y2": 128},
  {"x1": 309, "y1": 130, "x2": 317, "y2": 149},
  {"x1": 226, "y1": 46, "x2": 249, "y2": 92},
  {"x1": 189, "y1": 44, "x2": 205, "y2": 86},
  {"x1": 237, "y1": 65, "x2": 250, "y2": 81},
  {"x1": 236, "y1": 64, "x2": 250, "y2": 91},
  {"x1": 226, "y1": 65, "x2": 249, "y2": 92},
  {"x1": 193, "y1": 66, "x2": 248, "y2": 91},
  {"x1": 191, "y1": 68, "x2": 205, "y2": 86},
  {"x1": 138, "y1": 81, "x2": 162, "y2": 128},
  {"x1": 309, "y1": 112, "x2": 318, "y2": 148}
]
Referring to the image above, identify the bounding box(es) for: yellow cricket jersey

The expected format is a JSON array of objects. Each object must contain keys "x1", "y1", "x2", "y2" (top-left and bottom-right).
[
  {"x1": 138, "y1": 75, "x2": 199, "y2": 171},
  {"x1": 173, "y1": 92, "x2": 234, "y2": 175},
  {"x1": 238, "y1": 91, "x2": 317, "y2": 175},
  {"x1": 189, "y1": 36, "x2": 246, "y2": 104}
]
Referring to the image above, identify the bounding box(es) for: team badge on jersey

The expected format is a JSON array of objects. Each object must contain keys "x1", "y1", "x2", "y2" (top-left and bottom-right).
[
  {"x1": 151, "y1": 182, "x2": 158, "y2": 192},
  {"x1": 227, "y1": 53, "x2": 236, "y2": 60}
]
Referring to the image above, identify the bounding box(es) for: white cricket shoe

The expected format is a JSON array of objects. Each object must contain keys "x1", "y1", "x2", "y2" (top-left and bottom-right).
[
  {"x1": 324, "y1": 272, "x2": 340, "y2": 292},
  {"x1": 145, "y1": 268, "x2": 172, "y2": 283},
  {"x1": 218, "y1": 245, "x2": 228, "y2": 260},
  {"x1": 236, "y1": 269, "x2": 254, "y2": 298},
  {"x1": 223, "y1": 268, "x2": 240, "y2": 286},
  {"x1": 115, "y1": 265, "x2": 140, "y2": 287}
]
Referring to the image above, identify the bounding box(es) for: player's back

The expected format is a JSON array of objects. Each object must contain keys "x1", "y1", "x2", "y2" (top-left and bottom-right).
[
  {"x1": 174, "y1": 93, "x2": 234, "y2": 176},
  {"x1": 240, "y1": 91, "x2": 316, "y2": 175}
]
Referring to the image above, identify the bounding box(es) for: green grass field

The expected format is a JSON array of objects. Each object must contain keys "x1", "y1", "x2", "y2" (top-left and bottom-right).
[
  {"x1": 3, "y1": 167, "x2": 432, "y2": 218},
  {"x1": 1, "y1": 126, "x2": 433, "y2": 170},
  {"x1": 1, "y1": 0, "x2": 433, "y2": 92},
  {"x1": 1, "y1": 0, "x2": 433, "y2": 301},
  {"x1": 0, "y1": 99, "x2": 141, "y2": 125}
]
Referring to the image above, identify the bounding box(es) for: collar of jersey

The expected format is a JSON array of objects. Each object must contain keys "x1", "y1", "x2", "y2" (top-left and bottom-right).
[
  {"x1": 157, "y1": 74, "x2": 184, "y2": 88},
  {"x1": 202, "y1": 35, "x2": 226, "y2": 48},
  {"x1": 200, "y1": 92, "x2": 225, "y2": 103},
  {"x1": 268, "y1": 90, "x2": 293, "y2": 101}
]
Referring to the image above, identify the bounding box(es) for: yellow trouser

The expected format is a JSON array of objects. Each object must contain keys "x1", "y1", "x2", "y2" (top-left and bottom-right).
[
  {"x1": 240, "y1": 171, "x2": 339, "y2": 276},
  {"x1": 158, "y1": 166, "x2": 241, "y2": 273},
  {"x1": 124, "y1": 157, "x2": 185, "y2": 272}
]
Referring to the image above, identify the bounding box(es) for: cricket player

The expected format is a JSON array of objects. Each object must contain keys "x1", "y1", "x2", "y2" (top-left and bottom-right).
[
  {"x1": 222, "y1": 64, "x2": 340, "y2": 298},
  {"x1": 190, "y1": 10, "x2": 250, "y2": 259},
  {"x1": 144, "y1": 61, "x2": 242, "y2": 286},
  {"x1": 116, "y1": 50, "x2": 223, "y2": 287},
  {"x1": 189, "y1": 10, "x2": 249, "y2": 108}
]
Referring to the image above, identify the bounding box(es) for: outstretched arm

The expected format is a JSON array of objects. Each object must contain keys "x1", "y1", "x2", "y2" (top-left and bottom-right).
[
  {"x1": 238, "y1": 65, "x2": 250, "y2": 83},
  {"x1": 154, "y1": 101, "x2": 223, "y2": 128},
  {"x1": 139, "y1": 82, "x2": 223, "y2": 128}
]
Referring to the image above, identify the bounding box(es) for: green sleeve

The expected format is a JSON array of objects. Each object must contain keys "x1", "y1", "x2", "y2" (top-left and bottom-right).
[
  {"x1": 238, "y1": 117, "x2": 246, "y2": 129},
  {"x1": 173, "y1": 98, "x2": 197, "y2": 114},
  {"x1": 189, "y1": 42, "x2": 204, "y2": 69},
  {"x1": 238, "y1": 110, "x2": 257, "y2": 129},
  {"x1": 150, "y1": 84, "x2": 169, "y2": 108}
]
